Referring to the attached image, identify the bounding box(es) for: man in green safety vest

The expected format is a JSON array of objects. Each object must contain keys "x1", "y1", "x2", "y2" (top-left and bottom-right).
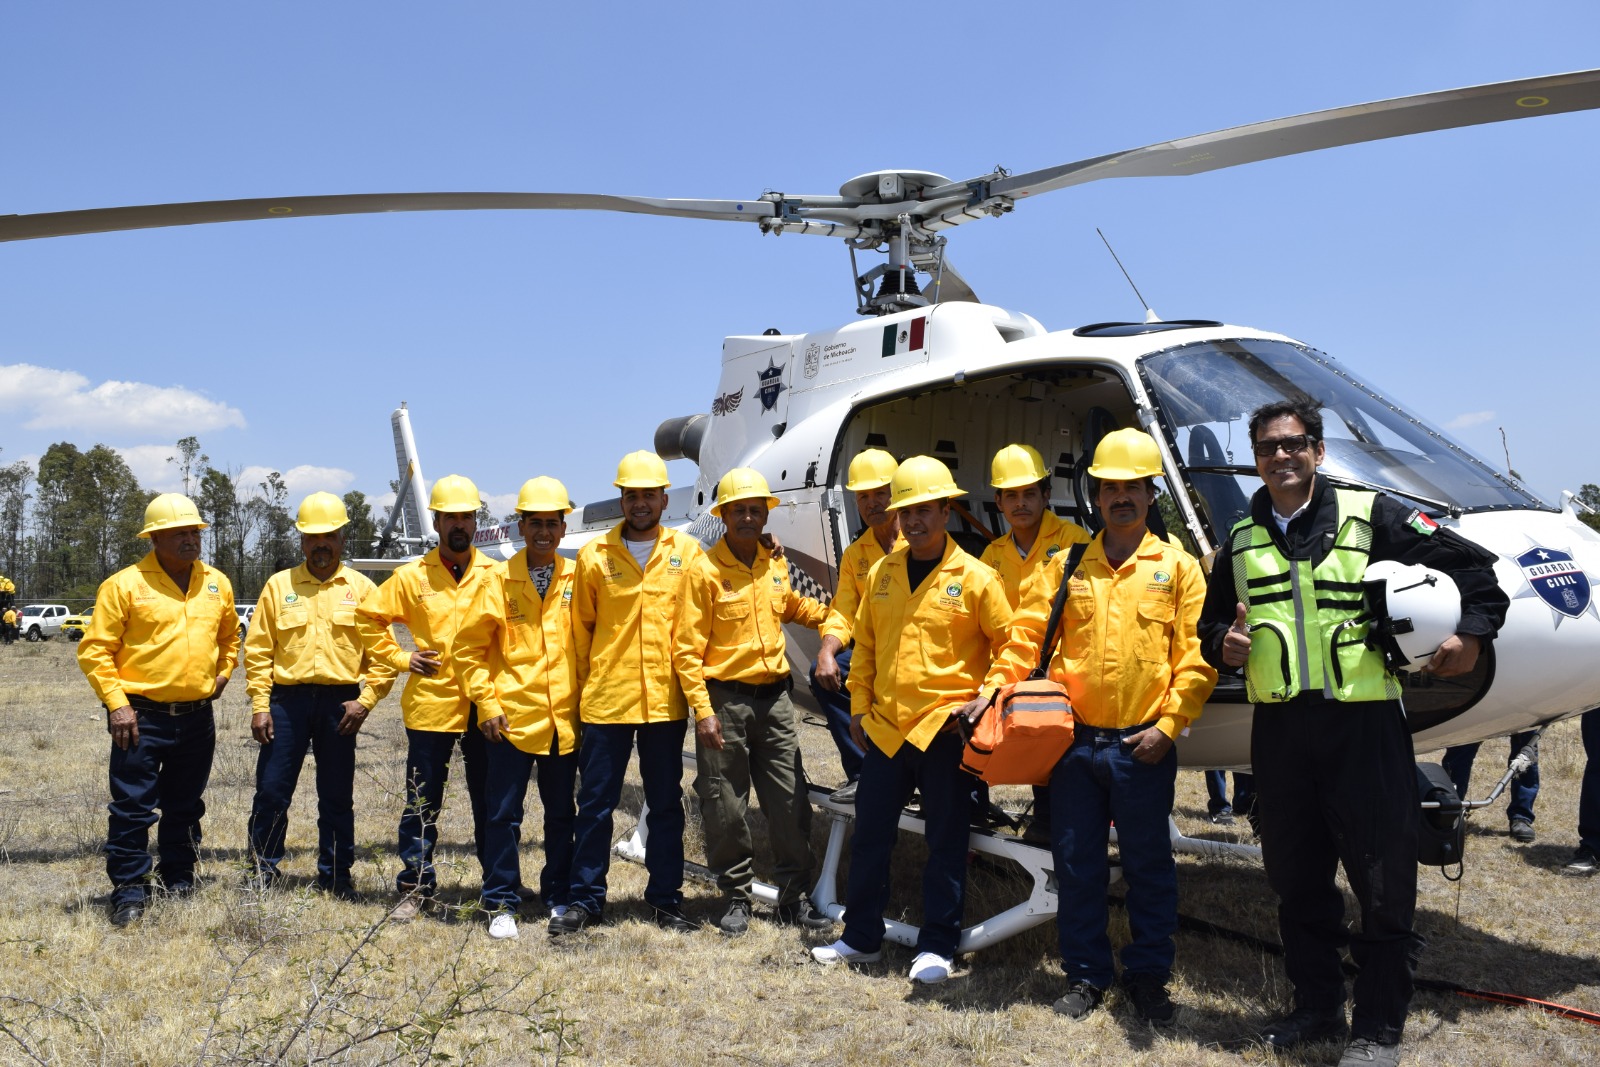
[{"x1": 1198, "y1": 399, "x2": 1507, "y2": 1067}]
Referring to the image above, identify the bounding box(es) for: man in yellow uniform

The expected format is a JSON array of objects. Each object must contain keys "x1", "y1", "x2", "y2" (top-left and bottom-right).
[
  {"x1": 676, "y1": 468, "x2": 831, "y2": 936},
  {"x1": 810, "y1": 456, "x2": 1011, "y2": 983},
  {"x1": 2, "y1": 605, "x2": 16, "y2": 644},
  {"x1": 809, "y1": 448, "x2": 903, "y2": 803},
  {"x1": 550, "y1": 451, "x2": 706, "y2": 935},
  {"x1": 979, "y1": 443, "x2": 1092, "y2": 843},
  {"x1": 357, "y1": 474, "x2": 497, "y2": 920},
  {"x1": 454, "y1": 476, "x2": 582, "y2": 941},
  {"x1": 244, "y1": 493, "x2": 398, "y2": 899},
  {"x1": 983, "y1": 429, "x2": 1216, "y2": 1025},
  {"x1": 77, "y1": 493, "x2": 239, "y2": 927}
]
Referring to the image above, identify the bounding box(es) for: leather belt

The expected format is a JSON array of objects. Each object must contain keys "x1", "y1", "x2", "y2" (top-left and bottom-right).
[
  {"x1": 126, "y1": 694, "x2": 213, "y2": 716},
  {"x1": 706, "y1": 676, "x2": 792, "y2": 699}
]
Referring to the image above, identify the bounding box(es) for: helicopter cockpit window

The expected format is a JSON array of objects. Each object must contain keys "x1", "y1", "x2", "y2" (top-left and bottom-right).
[{"x1": 1138, "y1": 339, "x2": 1548, "y2": 544}]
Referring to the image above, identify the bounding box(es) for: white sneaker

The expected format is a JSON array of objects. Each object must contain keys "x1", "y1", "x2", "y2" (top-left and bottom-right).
[
  {"x1": 909, "y1": 951, "x2": 954, "y2": 984},
  {"x1": 810, "y1": 939, "x2": 883, "y2": 965},
  {"x1": 488, "y1": 913, "x2": 519, "y2": 940},
  {"x1": 549, "y1": 904, "x2": 569, "y2": 919}
]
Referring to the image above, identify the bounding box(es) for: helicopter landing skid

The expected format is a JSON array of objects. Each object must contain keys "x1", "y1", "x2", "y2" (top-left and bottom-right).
[{"x1": 613, "y1": 753, "x2": 1262, "y2": 952}]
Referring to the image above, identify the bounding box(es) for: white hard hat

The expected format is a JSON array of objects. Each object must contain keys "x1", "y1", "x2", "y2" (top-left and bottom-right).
[{"x1": 1364, "y1": 560, "x2": 1462, "y2": 668}]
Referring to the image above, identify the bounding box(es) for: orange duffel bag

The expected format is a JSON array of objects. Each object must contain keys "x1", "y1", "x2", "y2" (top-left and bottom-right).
[{"x1": 960, "y1": 542, "x2": 1087, "y2": 787}]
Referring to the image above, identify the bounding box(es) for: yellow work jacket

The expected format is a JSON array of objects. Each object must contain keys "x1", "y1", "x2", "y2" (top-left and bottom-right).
[
  {"x1": 356, "y1": 547, "x2": 496, "y2": 732},
  {"x1": 986, "y1": 531, "x2": 1216, "y2": 739},
  {"x1": 244, "y1": 564, "x2": 398, "y2": 717},
  {"x1": 849, "y1": 537, "x2": 1012, "y2": 757},
  {"x1": 452, "y1": 553, "x2": 581, "y2": 756},
  {"x1": 676, "y1": 539, "x2": 828, "y2": 720},
  {"x1": 979, "y1": 509, "x2": 1092, "y2": 609},
  {"x1": 819, "y1": 525, "x2": 905, "y2": 646},
  {"x1": 572, "y1": 524, "x2": 705, "y2": 725},
  {"x1": 78, "y1": 553, "x2": 239, "y2": 709}
]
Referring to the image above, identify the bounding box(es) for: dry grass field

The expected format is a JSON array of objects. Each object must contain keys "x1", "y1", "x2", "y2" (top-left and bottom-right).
[{"x1": 0, "y1": 637, "x2": 1596, "y2": 1066}]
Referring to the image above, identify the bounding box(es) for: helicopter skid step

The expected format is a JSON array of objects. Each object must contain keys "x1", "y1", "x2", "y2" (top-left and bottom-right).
[{"x1": 612, "y1": 751, "x2": 1260, "y2": 952}]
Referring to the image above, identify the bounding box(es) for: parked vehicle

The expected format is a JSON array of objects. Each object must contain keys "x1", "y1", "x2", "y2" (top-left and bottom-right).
[
  {"x1": 20, "y1": 604, "x2": 69, "y2": 641},
  {"x1": 61, "y1": 606, "x2": 95, "y2": 641}
]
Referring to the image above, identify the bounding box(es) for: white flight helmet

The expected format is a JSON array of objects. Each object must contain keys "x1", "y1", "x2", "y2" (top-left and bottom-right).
[{"x1": 1363, "y1": 560, "x2": 1462, "y2": 668}]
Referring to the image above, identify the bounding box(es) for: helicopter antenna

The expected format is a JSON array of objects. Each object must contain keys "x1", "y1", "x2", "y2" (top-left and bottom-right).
[
  {"x1": 1500, "y1": 426, "x2": 1525, "y2": 482},
  {"x1": 1096, "y1": 228, "x2": 1161, "y2": 324}
]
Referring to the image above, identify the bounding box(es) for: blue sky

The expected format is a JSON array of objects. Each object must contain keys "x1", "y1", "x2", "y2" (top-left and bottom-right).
[{"x1": 3, "y1": 2, "x2": 1598, "y2": 518}]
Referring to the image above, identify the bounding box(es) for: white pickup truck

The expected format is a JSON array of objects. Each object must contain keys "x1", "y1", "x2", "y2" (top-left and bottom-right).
[{"x1": 19, "y1": 604, "x2": 70, "y2": 641}]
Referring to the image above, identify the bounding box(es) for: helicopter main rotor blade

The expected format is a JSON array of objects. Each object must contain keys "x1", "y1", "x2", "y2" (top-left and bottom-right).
[
  {"x1": 0, "y1": 191, "x2": 778, "y2": 243},
  {"x1": 956, "y1": 68, "x2": 1600, "y2": 203}
]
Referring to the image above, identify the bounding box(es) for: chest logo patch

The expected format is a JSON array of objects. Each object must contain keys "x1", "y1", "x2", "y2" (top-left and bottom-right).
[
  {"x1": 284, "y1": 593, "x2": 298, "y2": 603},
  {"x1": 944, "y1": 582, "x2": 963, "y2": 598}
]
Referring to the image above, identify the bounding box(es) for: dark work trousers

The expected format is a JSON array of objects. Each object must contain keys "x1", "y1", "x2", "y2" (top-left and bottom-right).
[
  {"x1": 1205, "y1": 769, "x2": 1258, "y2": 818},
  {"x1": 1051, "y1": 725, "x2": 1179, "y2": 988},
  {"x1": 1580, "y1": 709, "x2": 1600, "y2": 855},
  {"x1": 842, "y1": 729, "x2": 972, "y2": 959},
  {"x1": 480, "y1": 734, "x2": 578, "y2": 913},
  {"x1": 106, "y1": 706, "x2": 216, "y2": 906},
  {"x1": 567, "y1": 718, "x2": 689, "y2": 916},
  {"x1": 694, "y1": 684, "x2": 815, "y2": 906},
  {"x1": 1442, "y1": 732, "x2": 1540, "y2": 824},
  {"x1": 1252, "y1": 697, "x2": 1422, "y2": 1045},
  {"x1": 396, "y1": 704, "x2": 487, "y2": 895},
  {"x1": 247, "y1": 683, "x2": 360, "y2": 887},
  {"x1": 808, "y1": 645, "x2": 864, "y2": 782}
]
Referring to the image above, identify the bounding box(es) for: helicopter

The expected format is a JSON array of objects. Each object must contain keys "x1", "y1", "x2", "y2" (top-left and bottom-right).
[{"x1": 7, "y1": 68, "x2": 1600, "y2": 776}]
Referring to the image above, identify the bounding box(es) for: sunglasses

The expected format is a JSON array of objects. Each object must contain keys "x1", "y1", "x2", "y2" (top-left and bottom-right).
[{"x1": 1252, "y1": 434, "x2": 1316, "y2": 458}]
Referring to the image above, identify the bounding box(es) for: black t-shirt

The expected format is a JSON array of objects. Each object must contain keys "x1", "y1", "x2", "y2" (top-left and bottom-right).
[{"x1": 906, "y1": 554, "x2": 939, "y2": 594}]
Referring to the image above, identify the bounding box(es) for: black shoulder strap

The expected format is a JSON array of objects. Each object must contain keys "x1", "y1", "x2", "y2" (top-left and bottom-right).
[{"x1": 1032, "y1": 540, "x2": 1091, "y2": 679}]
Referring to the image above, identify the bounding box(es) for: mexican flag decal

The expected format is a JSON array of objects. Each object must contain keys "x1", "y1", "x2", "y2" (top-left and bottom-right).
[
  {"x1": 1405, "y1": 510, "x2": 1439, "y2": 537},
  {"x1": 882, "y1": 316, "x2": 926, "y2": 358}
]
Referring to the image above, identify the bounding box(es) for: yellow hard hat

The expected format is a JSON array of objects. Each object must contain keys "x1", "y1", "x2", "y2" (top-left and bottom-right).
[
  {"x1": 845, "y1": 448, "x2": 898, "y2": 491},
  {"x1": 887, "y1": 455, "x2": 965, "y2": 511},
  {"x1": 139, "y1": 493, "x2": 208, "y2": 538},
  {"x1": 711, "y1": 468, "x2": 780, "y2": 517},
  {"x1": 614, "y1": 450, "x2": 670, "y2": 489},
  {"x1": 516, "y1": 476, "x2": 574, "y2": 514},
  {"x1": 990, "y1": 443, "x2": 1049, "y2": 489},
  {"x1": 1088, "y1": 428, "x2": 1164, "y2": 480},
  {"x1": 295, "y1": 491, "x2": 350, "y2": 534},
  {"x1": 428, "y1": 474, "x2": 482, "y2": 514}
]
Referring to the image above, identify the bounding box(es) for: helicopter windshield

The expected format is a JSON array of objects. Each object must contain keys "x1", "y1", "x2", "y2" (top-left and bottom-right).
[{"x1": 1138, "y1": 339, "x2": 1548, "y2": 543}]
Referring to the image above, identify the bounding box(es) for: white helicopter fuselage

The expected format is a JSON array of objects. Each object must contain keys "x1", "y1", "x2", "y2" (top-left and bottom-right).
[{"x1": 495, "y1": 299, "x2": 1600, "y2": 770}]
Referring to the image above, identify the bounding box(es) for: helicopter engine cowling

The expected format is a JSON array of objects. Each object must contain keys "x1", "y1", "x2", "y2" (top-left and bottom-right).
[{"x1": 655, "y1": 413, "x2": 709, "y2": 465}]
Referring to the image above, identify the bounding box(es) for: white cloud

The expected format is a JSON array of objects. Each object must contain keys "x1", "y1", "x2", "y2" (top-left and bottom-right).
[
  {"x1": 1446, "y1": 410, "x2": 1496, "y2": 431},
  {"x1": 115, "y1": 444, "x2": 185, "y2": 491},
  {"x1": 0, "y1": 363, "x2": 245, "y2": 436},
  {"x1": 482, "y1": 492, "x2": 518, "y2": 519},
  {"x1": 238, "y1": 464, "x2": 356, "y2": 499}
]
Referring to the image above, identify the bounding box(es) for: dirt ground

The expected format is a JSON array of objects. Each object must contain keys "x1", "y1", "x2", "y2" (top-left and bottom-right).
[{"x1": 0, "y1": 638, "x2": 1595, "y2": 1065}]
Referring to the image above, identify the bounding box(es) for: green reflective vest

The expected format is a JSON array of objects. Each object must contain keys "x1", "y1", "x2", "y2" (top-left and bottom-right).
[{"x1": 1230, "y1": 489, "x2": 1399, "y2": 704}]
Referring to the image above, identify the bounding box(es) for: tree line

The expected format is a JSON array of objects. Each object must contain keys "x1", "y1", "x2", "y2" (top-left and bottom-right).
[{"x1": 0, "y1": 436, "x2": 384, "y2": 604}]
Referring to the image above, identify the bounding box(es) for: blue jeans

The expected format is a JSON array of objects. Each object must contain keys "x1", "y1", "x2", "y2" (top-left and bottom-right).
[
  {"x1": 1204, "y1": 770, "x2": 1257, "y2": 818},
  {"x1": 567, "y1": 719, "x2": 688, "y2": 915},
  {"x1": 1580, "y1": 710, "x2": 1600, "y2": 855},
  {"x1": 1051, "y1": 725, "x2": 1178, "y2": 987},
  {"x1": 809, "y1": 645, "x2": 864, "y2": 782},
  {"x1": 396, "y1": 705, "x2": 487, "y2": 894},
  {"x1": 842, "y1": 730, "x2": 972, "y2": 958},
  {"x1": 480, "y1": 736, "x2": 578, "y2": 912},
  {"x1": 1442, "y1": 732, "x2": 1540, "y2": 824},
  {"x1": 248, "y1": 683, "x2": 359, "y2": 885},
  {"x1": 106, "y1": 706, "x2": 216, "y2": 906}
]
